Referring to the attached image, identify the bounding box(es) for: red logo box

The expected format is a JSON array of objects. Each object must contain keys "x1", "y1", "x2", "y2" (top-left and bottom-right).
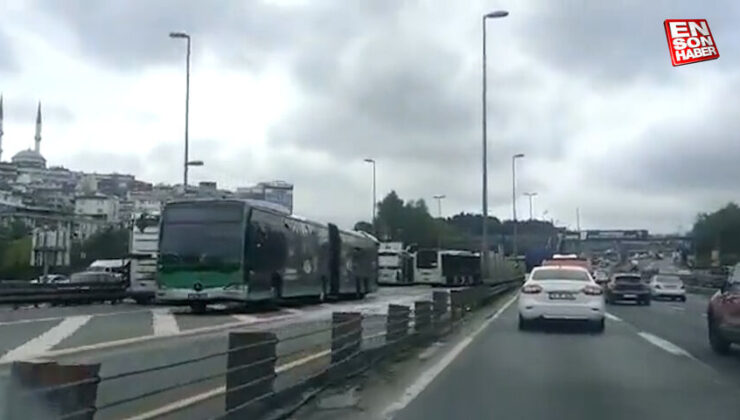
[{"x1": 664, "y1": 19, "x2": 719, "y2": 66}]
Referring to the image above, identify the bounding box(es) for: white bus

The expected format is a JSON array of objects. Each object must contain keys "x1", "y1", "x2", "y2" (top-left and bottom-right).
[
  {"x1": 378, "y1": 242, "x2": 413, "y2": 285},
  {"x1": 414, "y1": 249, "x2": 480, "y2": 286},
  {"x1": 128, "y1": 211, "x2": 160, "y2": 304}
]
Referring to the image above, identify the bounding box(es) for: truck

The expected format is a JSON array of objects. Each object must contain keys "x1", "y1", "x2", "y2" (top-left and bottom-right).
[
  {"x1": 377, "y1": 242, "x2": 413, "y2": 285},
  {"x1": 128, "y1": 211, "x2": 160, "y2": 304}
]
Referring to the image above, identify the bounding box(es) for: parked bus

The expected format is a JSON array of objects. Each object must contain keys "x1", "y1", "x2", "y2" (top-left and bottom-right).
[
  {"x1": 414, "y1": 248, "x2": 480, "y2": 286},
  {"x1": 128, "y1": 211, "x2": 160, "y2": 304},
  {"x1": 156, "y1": 199, "x2": 378, "y2": 313},
  {"x1": 377, "y1": 242, "x2": 414, "y2": 285}
]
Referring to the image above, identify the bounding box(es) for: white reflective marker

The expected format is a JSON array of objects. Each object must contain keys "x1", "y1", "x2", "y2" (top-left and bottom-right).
[{"x1": 1, "y1": 315, "x2": 92, "y2": 362}]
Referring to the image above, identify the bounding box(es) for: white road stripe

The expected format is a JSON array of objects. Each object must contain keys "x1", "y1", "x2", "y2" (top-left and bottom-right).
[
  {"x1": 605, "y1": 313, "x2": 622, "y2": 322},
  {"x1": 152, "y1": 309, "x2": 180, "y2": 336},
  {"x1": 382, "y1": 293, "x2": 517, "y2": 419},
  {"x1": 0, "y1": 308, "x2": 158, "y2": 327},
  {"x1": 124, "y1": 348, "x2": 333, "y2": 420},
  {"x1": 637, "y1": 331, "x2": 695, "y2": 359},
  {"x1": 1, "y1": 315, "x2": 92, "y2": 362},
  {"x1": 231, "y1": 314, "x2": 260, "y2": 324}
]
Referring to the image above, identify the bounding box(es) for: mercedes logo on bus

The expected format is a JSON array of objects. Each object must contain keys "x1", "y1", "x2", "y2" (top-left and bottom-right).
[{"x1": 193, "y1": 282, "x2": 203, "y2": 292}]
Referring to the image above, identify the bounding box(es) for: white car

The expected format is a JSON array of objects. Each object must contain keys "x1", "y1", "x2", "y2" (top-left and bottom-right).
[
  {"x1": 518, "y1": 266, "x2": 605, "y2": 332},
  {"x1": 649, "y1": 274, "x2": 686, "y2": 301}
]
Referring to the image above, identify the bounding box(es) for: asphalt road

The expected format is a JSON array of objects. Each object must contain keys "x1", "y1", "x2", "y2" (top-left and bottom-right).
[
  {"x1": 0, "y1": 286, "x2": 437, "y2": 419},
  {"x1": 394, "y1": 295, "x2": 740, "y2": 420}
]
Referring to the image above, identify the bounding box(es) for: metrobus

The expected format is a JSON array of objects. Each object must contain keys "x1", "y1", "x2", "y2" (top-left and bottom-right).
[
  {"x1": 127, "y1": 211, "x2": 160, "y2": 304},
  {"x1": 156, "y1": 199, "x2": 379, "y2": 313},
  {"x1": 413, "y1": 248, "x2": 480, "y2": 286},
  {"x1": 377, "y1": 242, "x2": 414, "y2": 285}
]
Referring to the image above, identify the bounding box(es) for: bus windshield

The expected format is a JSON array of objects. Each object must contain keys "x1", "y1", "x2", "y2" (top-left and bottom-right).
[
  {"x1": 416, "y1": 249, "x2": 438, "y2": 268},
  {"x1": 160, "y1": 203, "x2": 244, "y2": 271}
]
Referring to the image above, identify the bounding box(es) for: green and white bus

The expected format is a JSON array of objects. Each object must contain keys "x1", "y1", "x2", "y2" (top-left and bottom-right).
[{"x1": 156, "y1": 199, "x2": 378, "y2": 313}]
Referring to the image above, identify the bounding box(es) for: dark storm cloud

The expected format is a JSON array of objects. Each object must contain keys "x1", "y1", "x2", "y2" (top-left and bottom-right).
[
  {"x1": 514, "y1": 0, "x2": 739, "y2": 82},
  {"x1": 590, "y1": 74, "x2": 740, "y2": 196},
  {"x1": 39, "y1": 0, "x2": 403, "y2": 71}
]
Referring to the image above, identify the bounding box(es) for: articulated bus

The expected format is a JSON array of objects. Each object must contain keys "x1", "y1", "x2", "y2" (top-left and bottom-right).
[
  {"x1": 156, "y1": 199, "x2": 379, "y2": 313},
  {"x1": 413, "y1": 248, "x2": 481, "y2": 286}
]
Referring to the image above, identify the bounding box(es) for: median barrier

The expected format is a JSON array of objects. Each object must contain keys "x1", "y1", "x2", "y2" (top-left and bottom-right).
[
  {"x1": 0, "y1": 281, "x2": 128, "y2": 305},
  {"x1": 21, "y1": 281, "x2": 523, "y2": 420},
  {"x1": 5, "y1": 360, "x2": 100, "y2": 420}
]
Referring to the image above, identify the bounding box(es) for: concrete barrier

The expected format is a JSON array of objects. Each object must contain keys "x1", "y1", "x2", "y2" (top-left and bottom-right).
[
  {"x1": 5, "y1": 360, "x2": 100, "y2": 420},
  {"x1": 224, "y1": 331, "x2": 277, "y2": 419}
]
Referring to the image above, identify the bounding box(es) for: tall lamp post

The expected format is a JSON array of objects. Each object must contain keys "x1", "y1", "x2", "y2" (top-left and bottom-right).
[
  {"x1": 433, "y1": 194, "x2": 446, "y2": 249},
  {"x1": 481, "y1": 10, "x2": 509, "y2": 278},
  {"x1": 523, "y1": 192, "x2": 538, "y2": 220},
  {"x1": 512, "y1": 153, "x2": 525, "y2": 258},
  {"x1": 169, "y1": 31, "x2": 197, "y2": 190},
  {"x1": 364, "y1": 158, "x2": 376, "y2": 235}
]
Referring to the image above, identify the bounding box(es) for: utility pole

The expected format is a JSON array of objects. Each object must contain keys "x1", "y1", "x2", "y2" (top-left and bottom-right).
[
  {"x1": 576, "y1": 207, "x2": 581, "y2": 233},
  {"x1": 433, "y1": 194, "x2": 446, "y2": 250},
  {"x1": 523, "y1": 192, "x2": 537, "y2": 220}
]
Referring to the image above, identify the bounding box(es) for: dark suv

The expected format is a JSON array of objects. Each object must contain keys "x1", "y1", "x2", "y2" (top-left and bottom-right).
[
  {"x1": 606, "y1": 273, "x2": 651, "y2": 305},
  {"x1": 707, "y1": 273, "x2": 740, "y2": 354}
]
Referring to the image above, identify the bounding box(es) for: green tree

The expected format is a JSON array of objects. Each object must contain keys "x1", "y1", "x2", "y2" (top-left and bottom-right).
[
  {"x1": 353, "y1": 221, "x2": 374, "y2": 234},
  {"x1": 692, "y1": 203, "x2": 740, "y2": 264},
  {"x1": 71, "y1": 227, "x2": 130, "y2": 269}
]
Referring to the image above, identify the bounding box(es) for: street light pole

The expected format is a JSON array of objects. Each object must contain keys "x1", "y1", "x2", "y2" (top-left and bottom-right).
[
  {"x1": 524, "y1": 192, "x2": 538, "y2": 220},
  {"x1": 433, "y1": 194, "x2": 446, "y2": 249},
  {"x1": 364, "y1": 158, "x2": 376, "y2": 235},
  {"x1": 512, "y1": 153, "x2": 524, "y2": 258},
  {"x1": 170, "y1": 31, "x2": 191, "y2": 190},
  {"x1": 481, "y1": 10, "x2": 509, "y2": 279}
]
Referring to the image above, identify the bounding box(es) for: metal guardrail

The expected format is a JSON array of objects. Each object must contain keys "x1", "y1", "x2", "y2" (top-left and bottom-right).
[
  {"x1": 0, "y1": 281, "x2": 128, "y2": 305},
  {"x1": 3, "y1": 280, "x2": 524, "y2": 420}
]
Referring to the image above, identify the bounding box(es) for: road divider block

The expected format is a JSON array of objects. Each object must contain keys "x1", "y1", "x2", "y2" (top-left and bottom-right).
[{"x1": 5, "y1": 360, "x2": 100, "y2": 420}]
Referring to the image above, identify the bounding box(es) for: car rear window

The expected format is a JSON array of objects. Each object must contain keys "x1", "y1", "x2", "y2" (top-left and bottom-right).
[
  {"x1": 615, "y1": 275, "x2": 641, "y2": 283},
  {"x1": 655, "y1": 275, "x2": 681, "y2": 284},
  {"x1": 531, "y1": 269, "x2": 590, "y2": 281}
]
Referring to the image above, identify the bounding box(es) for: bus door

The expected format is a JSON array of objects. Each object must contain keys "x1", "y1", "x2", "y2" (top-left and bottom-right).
[{"x1": 328, "y1": 223, "x2": 341, "y2": 295}]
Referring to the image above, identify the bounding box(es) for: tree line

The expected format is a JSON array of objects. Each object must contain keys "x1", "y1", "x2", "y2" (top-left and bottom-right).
[
  {"x1": 354, "y1": 190, "x2": 560, "y2": 253},
  {"x1": 692, "y1": 202, "x2": 740, "y2": 266}
]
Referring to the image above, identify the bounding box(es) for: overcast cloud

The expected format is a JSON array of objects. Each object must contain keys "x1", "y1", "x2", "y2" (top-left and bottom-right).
[{"x1": 0, "y1": 0, "x2": 737, "y2": 232}]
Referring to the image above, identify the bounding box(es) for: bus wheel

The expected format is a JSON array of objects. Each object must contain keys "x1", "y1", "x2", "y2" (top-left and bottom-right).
[{"x1": 190, "y1": 302, "x2": 206, "y2": 314}]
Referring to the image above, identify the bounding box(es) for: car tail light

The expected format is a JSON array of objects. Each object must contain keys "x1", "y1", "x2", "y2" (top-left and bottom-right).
[
  {"x1": 582, "y1": 285, "x2": 603, "y2": 296},
  {"x1": 521, "y1": 284, "x2": 543, "y2": 294}
]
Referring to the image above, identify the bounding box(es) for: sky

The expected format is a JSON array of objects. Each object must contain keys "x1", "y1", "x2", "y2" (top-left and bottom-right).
[{"x1": 0, "y1": 0, "x2": 738, "y2": 233}]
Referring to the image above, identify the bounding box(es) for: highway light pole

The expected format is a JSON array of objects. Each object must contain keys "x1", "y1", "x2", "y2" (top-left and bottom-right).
[
  {"x1": 433, "y1": 194, "x2": 446, "y2": 250},
  {"x1": 364, "y1": 158, "x2": 376, "y2": 235},
  {"x1": 524, "y1": 192, "x2": 537, "y2": 220},
  {"x1": 170, "y1": 31, "x2": 193, "y2": 191},
  {"x1": 481, "y1": 10, "x2": 509, "y2": 279},
  {"x1": 512, "y1": 153, "x2": 524, "y2": 259}
]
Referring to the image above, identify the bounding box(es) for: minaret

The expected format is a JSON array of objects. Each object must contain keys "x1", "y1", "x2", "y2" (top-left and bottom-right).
[
  {"x1": 0, "y1": 94, "x2": 4, "y2": 161},
  {"x1": 34, "y1": 101, "x2": 41, "y2": 154}
]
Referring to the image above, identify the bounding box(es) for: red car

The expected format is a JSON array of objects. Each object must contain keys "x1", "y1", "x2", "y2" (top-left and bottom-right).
[{"x1": 707, "y1": 276, "x2": 740, "y2": 354}]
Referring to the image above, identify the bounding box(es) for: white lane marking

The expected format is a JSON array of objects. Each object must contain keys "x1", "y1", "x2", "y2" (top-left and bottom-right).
[
  {"x1": 124, "y1": 385, "x2": 226, "y2": 420},
  {"x1": 152, "y1": 309, "x2": 180, "y2": 336},
  {"x1": 0, "y1": 288, "x2": 437, "y2": 365},
  {"x1": 605, "y1": 313, "x2": 622, "y2": 322},
  {"x1": 0, "y1": 307, "x2": 162, "y2": 327},
  {"x1": 125, "y1": 348, "x2": 332, "y2": 420},
  {"x1": 1, "y1": 315, "x2": 92, "y2": 362},
  {"x1": 637, "y1": 332, "x2": 695, "y2": 359},
  {"x1": 231, "y1": 314, "x2": 261, "y2": 324},
  {"x1": 382, "y1": 293, "x2": 517, "y2": 419}
]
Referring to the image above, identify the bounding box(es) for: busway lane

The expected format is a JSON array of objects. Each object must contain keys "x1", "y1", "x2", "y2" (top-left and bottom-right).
[{"x1": 394, "y1": 299, "x2": 740, "y2": 420}]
